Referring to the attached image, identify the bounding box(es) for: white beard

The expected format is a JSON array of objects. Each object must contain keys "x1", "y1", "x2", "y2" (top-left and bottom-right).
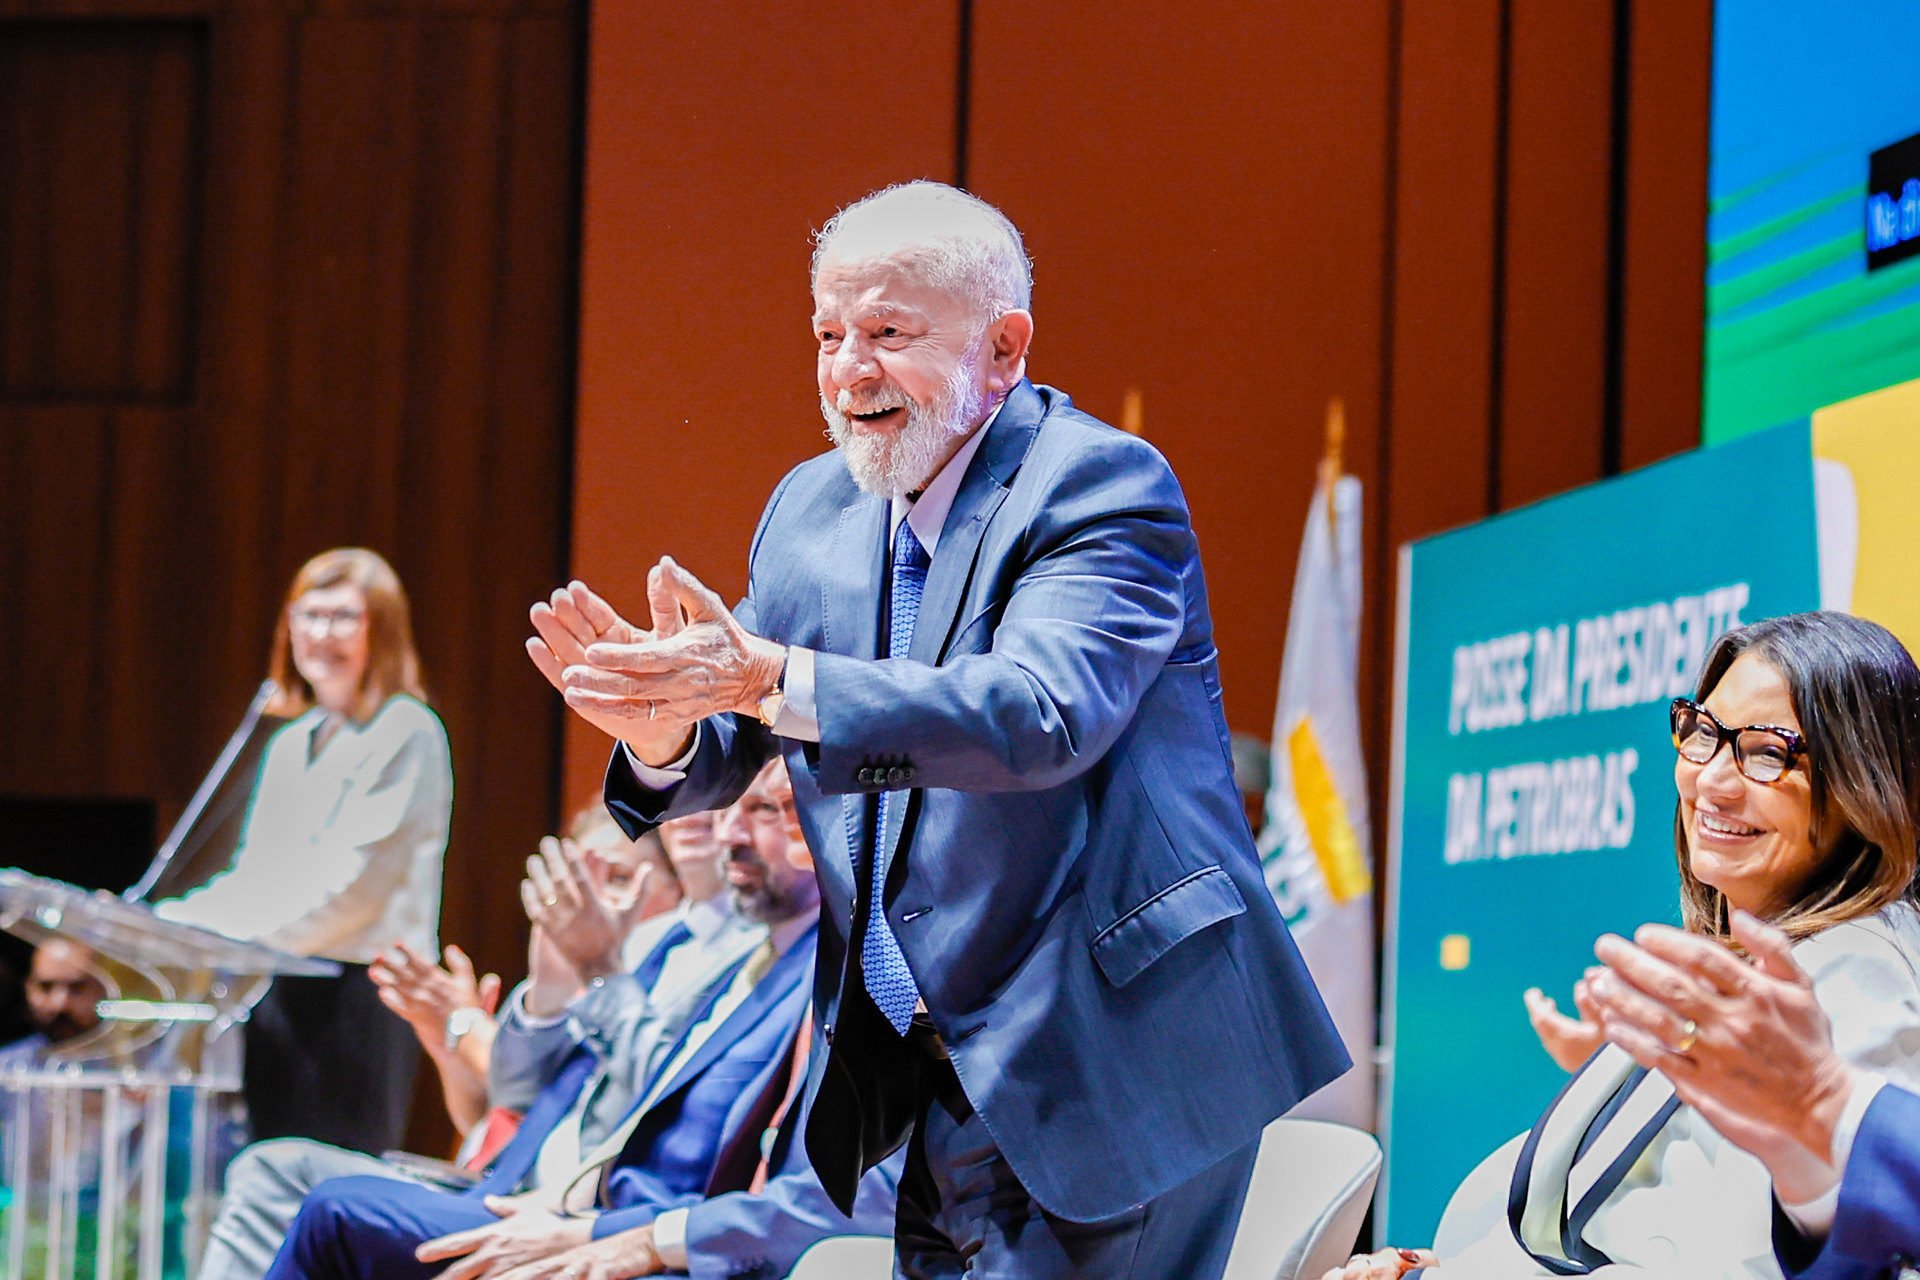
[{"x1": 821, "y1": 358, "x2": 987, "y2": 499}]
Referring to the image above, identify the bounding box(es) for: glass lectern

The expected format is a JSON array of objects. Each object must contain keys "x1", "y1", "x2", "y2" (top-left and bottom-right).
[{"x1": 0, "y1": 870, "x2": 337, "y2": 1280}]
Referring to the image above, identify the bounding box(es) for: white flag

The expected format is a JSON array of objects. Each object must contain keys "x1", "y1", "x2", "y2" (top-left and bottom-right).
[{"x1": 1260, "y1": 471, "x2": 1376, "y2": 1129}]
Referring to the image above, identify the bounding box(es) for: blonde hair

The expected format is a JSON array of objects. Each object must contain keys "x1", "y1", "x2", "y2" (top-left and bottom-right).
[{"x1": 266, "y1": 548, "x2": 427, "y2": 721}]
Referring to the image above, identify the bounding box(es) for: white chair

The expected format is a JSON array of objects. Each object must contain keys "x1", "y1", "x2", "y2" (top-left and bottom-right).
[
  {"x1": 1430, "y1": 1131, "x2": 1526, "y2": 1259},
  {"x1": 1222, "y1": 1116, "x2": 1384, "y2": 1280},
  {"x1": 785, "y1": 1117, "x2": 1384, "y2": 1280},
  {"x1": 786, "y1": 1233, "x2": 894, "y2": 1278}
]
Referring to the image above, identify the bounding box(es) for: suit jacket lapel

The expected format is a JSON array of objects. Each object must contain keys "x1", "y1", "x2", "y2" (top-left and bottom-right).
[
  {"x1": 823, "y1": 495, "x2": 887, "y2": 879},
  {"x1": 820, "y1": 495, "x2": 886, "y2": 668},
  {"x1": 907, "y1": 380, "x2": 1043, "y2": 667},
  {"x1": 477, "y1": 1046, "x2": 598, "y2": 1195},
  {"x1": 646, "y1": 924, "x2": 817, "y2": 1113}
]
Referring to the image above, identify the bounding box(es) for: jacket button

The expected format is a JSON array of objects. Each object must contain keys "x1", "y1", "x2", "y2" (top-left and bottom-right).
[
  {"x1": 886, "y1": 766, "x2": 907, "y2": 787},
  {"x1": 856, "y1": 767, "x2": 873, "y2": 785},
  {"x1": 900, "y1": 765, "x2": 915, "y2": 783}
]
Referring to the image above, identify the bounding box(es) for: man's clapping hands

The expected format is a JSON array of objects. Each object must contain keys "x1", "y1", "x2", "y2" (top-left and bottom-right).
[{"x1": 525, "y1": 560, "x2": 785, "y2": 767}]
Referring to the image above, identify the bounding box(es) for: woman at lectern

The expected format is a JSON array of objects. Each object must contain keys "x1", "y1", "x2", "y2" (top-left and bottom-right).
[{"x1": 157, "y1": 547, "x2": 452, "y2": 1155}]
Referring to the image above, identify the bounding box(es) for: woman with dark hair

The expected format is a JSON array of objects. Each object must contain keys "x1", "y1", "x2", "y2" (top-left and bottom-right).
[
  {"x1": 158, "y1": 548, "x2": 452, "y2": 1154},
  {"x1": 1327, "y1": 612, "x2": 1920, "y2": 1280}
]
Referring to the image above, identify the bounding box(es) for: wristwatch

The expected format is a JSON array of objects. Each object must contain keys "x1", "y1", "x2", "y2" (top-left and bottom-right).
[
  {"x1": 444, "y1": 1006, "x2": 485, "y2": 1052},
  {"x1": 755, "y1": 648, "x2": 790, "y2": 728}
]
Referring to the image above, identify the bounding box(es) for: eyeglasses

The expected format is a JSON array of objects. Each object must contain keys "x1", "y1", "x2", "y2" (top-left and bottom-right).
[
  {"x1": 1669, "y1": 697, "x2": 1808, "y2": 784},
  {"x1": 288, "y1": 606, "x2": 367, "y2": 638}
]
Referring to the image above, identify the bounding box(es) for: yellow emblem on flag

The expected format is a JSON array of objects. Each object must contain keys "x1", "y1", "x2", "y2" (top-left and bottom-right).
[{"x1": 1287, "y1": 716, "x2": 1372, "y2": 905}]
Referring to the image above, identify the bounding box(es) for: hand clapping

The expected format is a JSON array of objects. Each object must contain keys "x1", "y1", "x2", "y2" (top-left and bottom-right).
[
  {"x1": 368, "y1": 943, "x2": 501, "y2": 1048},
  {"x1": 525, "y1": 560, "x2": 784, "y2": 766},
  {"x1": 519, "y1": 835, "x2": 643, "y2": 984}
]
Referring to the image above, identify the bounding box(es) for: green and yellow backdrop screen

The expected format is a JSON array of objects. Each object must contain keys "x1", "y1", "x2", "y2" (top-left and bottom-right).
[{"x1": 1706, "y1": 2, "x2": 1920, "y2": 442}]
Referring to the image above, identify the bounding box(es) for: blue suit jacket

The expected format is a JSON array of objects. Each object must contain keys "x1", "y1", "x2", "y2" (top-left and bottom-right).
[
  {"x1": 677, "y1": 1076, "x2": 904, "y2": 1280},
  {"x1": 266, "y1": 926, "x2": 826, "y2": 1280},
  {"x1": 1780, "y1": 1083, "x2": 1920, "y2": 1280},
  {"x1": 589, "y1": 921, "x2": 817, "y2": 1238},
  {"x1": 473, "y1": 922, "x2": 701, "y2": 1197},
  {"x1": 608, "y1": 380, "x2": 1348, "y2": 1222}
]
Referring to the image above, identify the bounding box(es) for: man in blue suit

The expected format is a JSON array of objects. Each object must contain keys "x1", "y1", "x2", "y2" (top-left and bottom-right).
[
  {"x1": 265, "y1": 759, "x2": 829, "y2": 1279},
  {"x1": 501, "y1": 776, "x2": 904, "y2": 1280},
  {"x1": 529, "y1": 180, "x2": 1348, "y2": 1277},
  {"x1": 1592, "y1": 909, "x2": 1920, "y2": 1280}
]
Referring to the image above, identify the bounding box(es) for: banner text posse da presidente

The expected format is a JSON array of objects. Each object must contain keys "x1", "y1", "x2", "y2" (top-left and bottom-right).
[{"x1": 1442, "y1": 583, "x2": 1750, "y2": 864}]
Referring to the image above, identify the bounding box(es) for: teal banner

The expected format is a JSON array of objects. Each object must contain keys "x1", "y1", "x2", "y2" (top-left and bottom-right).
[{"x1": 1381, "y1": 422, "x2": 1821, "y2": 1244}]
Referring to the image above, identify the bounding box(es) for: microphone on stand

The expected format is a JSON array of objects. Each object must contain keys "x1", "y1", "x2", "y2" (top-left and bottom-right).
[{"x1": 124, "y1": 680, "x2": 278, "y2": 904}]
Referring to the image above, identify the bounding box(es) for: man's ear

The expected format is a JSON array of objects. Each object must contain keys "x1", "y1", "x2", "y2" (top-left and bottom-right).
[{"x1": 983, "y1": 310, "x2": 1034, "y2": 393}]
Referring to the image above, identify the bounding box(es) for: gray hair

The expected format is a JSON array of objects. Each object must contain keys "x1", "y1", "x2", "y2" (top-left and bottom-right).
[{"x1": 812, "y1": 181, "x2": 1033, "y2": 321}]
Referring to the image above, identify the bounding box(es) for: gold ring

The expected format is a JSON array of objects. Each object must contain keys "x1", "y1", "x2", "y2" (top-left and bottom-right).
[
  {"x1": 1672, "y1": 1018, "x2": 1699, "y2": 1054},
  {"x1": 542, "y1": 895, "x2": 559, "y2": 909}
]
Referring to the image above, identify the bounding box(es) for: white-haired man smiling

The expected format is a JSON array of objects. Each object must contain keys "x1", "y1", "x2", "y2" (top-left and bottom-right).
[{"x1": 526, "y1": 180, "x2": 1348, "y2": 1278}]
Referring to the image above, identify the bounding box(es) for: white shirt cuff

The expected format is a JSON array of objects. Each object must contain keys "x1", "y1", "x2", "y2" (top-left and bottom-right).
[
  {"x1": 1779, "y1": 1073, "x2": 1886, "y2": 1240},
  {"x1": 650, "y1": 1208, "x2": 690, "y2": 1269},
  {"x1": 771, "y1": 646, "x2": 821, "y2": 742},
  {"x1": 504, "y1": 980, "x2": 569, "y2": 1031},
  {"x1": 621, "y1": 726, "x2": 700, "y2": 786}
]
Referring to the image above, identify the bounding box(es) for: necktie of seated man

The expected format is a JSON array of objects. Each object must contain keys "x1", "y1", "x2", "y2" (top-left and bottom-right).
[{"x1": 862, "y1": 518, "x2": 929, "y2": 1034}]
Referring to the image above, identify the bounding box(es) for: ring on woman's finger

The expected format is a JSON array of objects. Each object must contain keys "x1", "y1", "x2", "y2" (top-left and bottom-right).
[
  {"x1": 1670, "y1": 1017, "x2": 1699, "y2": 1054},
  {"x1": 542, "y1": 895, "x2": 559, "y2": 909}
]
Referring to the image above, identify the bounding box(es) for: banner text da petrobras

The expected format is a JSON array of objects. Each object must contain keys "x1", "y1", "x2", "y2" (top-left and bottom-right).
[{"x1": 1441, "y1": 583, "x2": 1750, "y2": 864}]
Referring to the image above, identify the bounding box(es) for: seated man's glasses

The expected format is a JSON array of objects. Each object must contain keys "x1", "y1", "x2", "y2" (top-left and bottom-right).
[{"x1": 1669, "y1": 697, "x2": 1807, "y2": 784}]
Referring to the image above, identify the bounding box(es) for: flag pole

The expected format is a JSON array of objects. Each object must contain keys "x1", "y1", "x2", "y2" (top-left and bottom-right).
[{"x1": 1320, "y1": 396, "x2": 1346, "y2": 529}]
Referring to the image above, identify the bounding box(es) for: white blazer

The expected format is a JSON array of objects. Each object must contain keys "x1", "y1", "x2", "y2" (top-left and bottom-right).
[
  {"x1": 156, "y1": 694, "x2": 452, "y2": 963},
  {"x1": 1434, "y1": 902, "x2": 1920, "y2": 1279}
]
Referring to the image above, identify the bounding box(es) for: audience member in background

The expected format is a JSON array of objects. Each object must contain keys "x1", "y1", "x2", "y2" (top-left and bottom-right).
[
  {"x1": 369, "y1": 942, "x2": 503, "y2": 1139},
  {"x1": 0, "y1": 939, "x2": 106, "y2": 1069},
  {"x1": 568, "y1": 806, "x2": 684, "y2": 969},
  {"x1": 265, "y1": 757, "x2": 822, "y2": 1280},
  {"x1": 1593, "y1": 910, "x2": 1920, "y2": 1280},
  {"x1": 157, "y1": 547, "x2": 453, "y2": 1155},
  {"x1": 1325, "y1": 612, "x2": 1920, "y2": 1280},
  {"x1": 198, "y1": 804, "x2": 669, "y2": 1280},
  {"x1": 488, "y1": 805, "x2": 758, "y2": 1136},
  {"x1": 528, "y1": 761, "x2": 902, "y2": 1280}
]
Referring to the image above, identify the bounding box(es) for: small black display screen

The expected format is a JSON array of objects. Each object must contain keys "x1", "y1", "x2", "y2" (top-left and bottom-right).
[{"x1": 1866, "y1": 129, "x2": 1920, "y2": 271}]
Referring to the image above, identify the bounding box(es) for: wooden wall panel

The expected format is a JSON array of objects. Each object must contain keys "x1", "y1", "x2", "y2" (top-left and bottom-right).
[
  {"x1": 0, "y1": 20, "x2": 203, "y2": 403},
  {"x1": 1618, "y1": 0, "x2": 1711, "y2": 470},
  {"x1": 965, "y1": 0, "x2": 1395, "y2": 746},
  {"x1": 1381, "y1": 0, "x2": 1505, "y2": 553},
  {"x1": 1495, "y1": 0, "x2": 1615, "y2": 509},
  {"x1": 566, "y1": 1, "x2": 960, "y2": 811},
  {"x1": 0, "y1": 1, "x2": 580, "y2": 1157}
]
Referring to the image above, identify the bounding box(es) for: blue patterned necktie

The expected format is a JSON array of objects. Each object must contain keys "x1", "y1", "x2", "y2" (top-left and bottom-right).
[{"x1": 862, "y1": 516, "x2": 930, "y2": 1034}]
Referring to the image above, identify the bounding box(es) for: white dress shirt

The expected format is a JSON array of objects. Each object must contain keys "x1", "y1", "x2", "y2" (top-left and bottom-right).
[{"x1": 155, "y1": 695, "x2": 452, "y2": 963}]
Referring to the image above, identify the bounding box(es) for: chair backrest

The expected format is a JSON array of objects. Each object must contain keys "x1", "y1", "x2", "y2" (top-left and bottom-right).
[
  {"x1": 1221, "y1": 1116, "x2": 1384, "y2": 1280},
  {"x1": 1430, "y1": 1130, "x2": 1527, "y2": 1259},
  {"x1": 782, "y1": 1118, "x2": 1387, "y2": 1280},
  {"x1": 786, "y1": 1233, "x2": 894, "y2": 1279}
]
